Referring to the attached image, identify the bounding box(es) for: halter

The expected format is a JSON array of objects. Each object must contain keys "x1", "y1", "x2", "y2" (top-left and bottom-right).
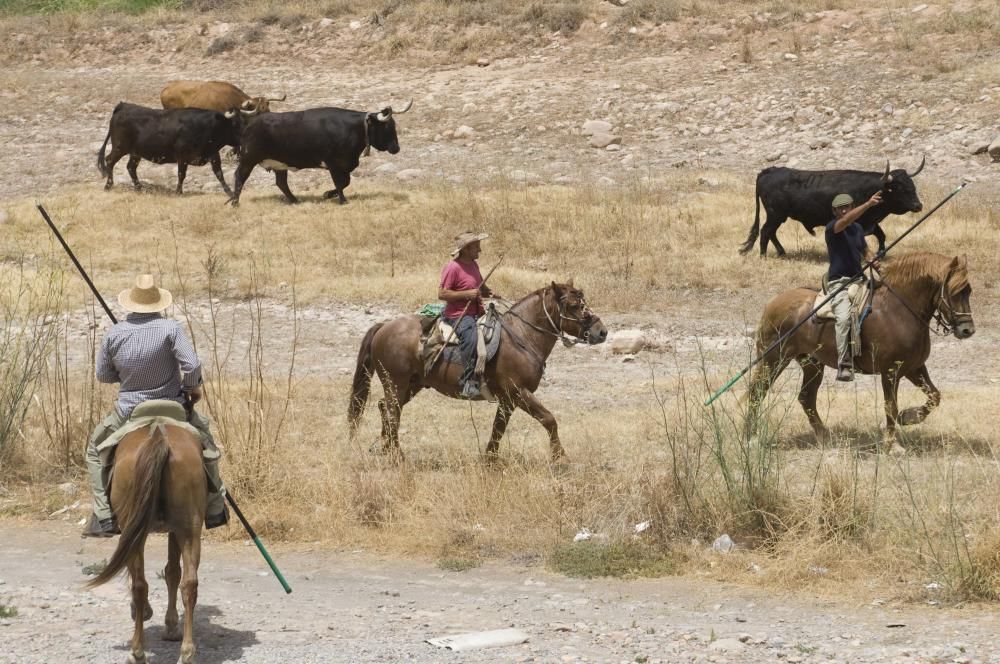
[
  {"x1": 932, "y1": 269, "x2": 973, "y2": 335},
  {"x1": 503, "y1": 289, "x2": 596, "y2": 354}
]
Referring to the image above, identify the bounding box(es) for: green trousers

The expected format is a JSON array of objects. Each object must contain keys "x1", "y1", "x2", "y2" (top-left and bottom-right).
[
  {"x1": 85, "y1": 408, "x2": 225, "y2": 521},
  {"x1": 828, "y1": 276, "x2": 858, "y2": 369}
]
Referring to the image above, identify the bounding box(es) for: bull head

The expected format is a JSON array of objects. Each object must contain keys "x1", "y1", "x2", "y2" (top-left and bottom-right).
[
  {"x1": 908, "y1": 154, "x2": 926, "y2": 177},
  {"x1": 882, "y1": 160, "x2": 893, "y2": 184},
  {"x1": 375, "y1": 99, "x2": 413, "y2": 123}
]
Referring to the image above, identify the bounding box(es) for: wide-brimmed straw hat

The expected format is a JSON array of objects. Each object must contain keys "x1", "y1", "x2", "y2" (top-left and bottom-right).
[
  {"x1": 118, "y1": 274, "x2": 173, "y2": 313},
  {"x1": 450, "y1": 231, "x2": 489, "y2": 258}
]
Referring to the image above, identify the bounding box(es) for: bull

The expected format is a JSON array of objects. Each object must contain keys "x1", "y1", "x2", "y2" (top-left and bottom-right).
[
  {"x1": 160, "y1": 80, "x2": 285, "y2": 115},
  {"x1": 228, "y1": 100, "x2": 412, "y2": 206},
  {"x1": 739, "y1": 157, "x2": 925, "y2": 257},
  {"x1": 96, "y1": 102, "x2": 243, "y2": 195}
]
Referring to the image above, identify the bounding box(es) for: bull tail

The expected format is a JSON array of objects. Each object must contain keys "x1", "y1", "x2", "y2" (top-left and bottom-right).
[
  {"x1": 348, "y1": 322, "x2": 384, "y2": 437},
  {"x1": 739, "y1": 175, "x2": 763, "y2": 255},
  {"x1": 96, "y1": 102, "x2": 121, "y2": 178},
  {"x1": 87, "y1": 424, "x2": 170, "y2": 588}
]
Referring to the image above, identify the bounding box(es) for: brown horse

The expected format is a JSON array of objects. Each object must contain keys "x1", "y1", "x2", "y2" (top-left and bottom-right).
[
  {"x1": 747, "y1": 252, "x2": 975, "y2": 452},
  {"x1": 87, "y1": 419, "x2": 207, "y2": 664},
  {"x1": 348, "y1": 281, "x2": 608, "y2": 460}
]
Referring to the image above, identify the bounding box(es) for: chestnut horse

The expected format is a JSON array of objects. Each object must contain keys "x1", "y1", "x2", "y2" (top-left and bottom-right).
[
  {"x1": 747, "y1": 252, "x2": 975, "y2": 452},
  {"x1": 87, "y1": 419, "x2": 207, "y2": 664},
  {"x1": 348, "y1": 282, "x2": 608, "y2": 460}
]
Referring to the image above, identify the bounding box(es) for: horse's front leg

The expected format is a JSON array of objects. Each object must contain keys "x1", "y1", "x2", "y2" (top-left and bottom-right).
[
  {"x1": 163, "y1": 533, "x2": 182, "y2": 641},
  {"x1": 880, "y1": 370, "x2": 905, "y2": 455},
  {"x1": 516, "y1": 387, "x2": 566, "y2": 462},
  {"x1": 127, "y1": 551, "x2": 148, "y2": 664},
  {"x1": 485, "y1": 400, "x2": 515, "y2": 461},
  {"x1": 899, "y1": 365, "x2": 941, "y2": 426}
]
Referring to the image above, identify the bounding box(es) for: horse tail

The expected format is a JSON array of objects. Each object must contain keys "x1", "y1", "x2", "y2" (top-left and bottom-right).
[
  {"x1": 348, "y1": 322, "x2": 384, "y2": 437},
  {"x1": 96, "y1": 103, "x2": 120, "y2": 178},
  {"x1": 87, "y1": 424, "x2": 170, "y2": 588},
  {"x1": 739, "y1": 171, "x2": 764, "y2": 254}
]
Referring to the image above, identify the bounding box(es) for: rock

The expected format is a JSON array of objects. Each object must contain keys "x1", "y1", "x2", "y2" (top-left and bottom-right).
[
  {"x1": 765, "y1": 151, "x2": 783, "y2": 162},
  {"x1": 395, "y1": 168, "x2": 424, "y2": 181},
  {"x1": 453, "y1": 125, "x2": 475, "y2": 139},
  {"x1": 581, "y1": 120, "x2": 613, "y2": 136},
  {"x1": 698, "y1": 176, "x2": 720, "y2": 187},
  {"x1": 476, "y1": 57, "x2": 490, "y2": 66},
  {"x1": 988, "y1": 137, "x2": 1000, "y2": 161},
  {"x1": 373, "y1": 162, "x2": 399, "y2": 174},
  {"x1": 605, "y1": 143, "x2": 621, "y2": 152},
  {"x1": 712, "y1": 533, "x2": 734, "y2": 553},
  {"x1": 349, "y1": 19, "x2": 362, "y2": 30},
  {"x1": 783, "y1": 53, "x2": 798, "y2": 60},
  {"x1": 461, "y1": 102, "x2": 477, "y2": 114},
  {"x1": 589, "y1": 133, "x2": 621, "y2": 148},
  {"x1": 912, "y1": 3, "x2": 928, "y2": 12},
  {"x1": 970, "y1": 141, "x2": 991, "y2": 155},
  {"x1": 709, "y1": 638, "x2": 746, "y2": 652},
  {"x1": 57, "y1": 483, "x2": 77, "y2": 496},
  {"x1": 597, "y1": 176, "x2": 615, "y2": 186},
  {"x1": 881, "y1": 103, "x2": 894, "y2": 115},
  {"x1": 317, "y1": 17, "x2": 334, "y2": 28},
  {"x1": 610, "y1": 329, "x2": 646, "y2": 354}
]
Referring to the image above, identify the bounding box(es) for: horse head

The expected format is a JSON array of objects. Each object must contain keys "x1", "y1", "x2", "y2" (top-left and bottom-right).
[
  {"x1": 549, "y1": 280, "x2": 608, "y2": 344},
  {"x1": 939, "y1": 255, "x2": 975, "y2": 339}
]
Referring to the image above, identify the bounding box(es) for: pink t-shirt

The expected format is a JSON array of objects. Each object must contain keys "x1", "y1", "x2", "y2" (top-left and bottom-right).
[{"x1": 440, "y1": 259, "x2": 484, "y2": 319}]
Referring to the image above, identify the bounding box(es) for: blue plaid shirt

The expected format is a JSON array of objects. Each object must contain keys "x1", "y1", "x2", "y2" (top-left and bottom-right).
[{"x1": 97, "y1": 313, "x2": 202, "y2": 418}]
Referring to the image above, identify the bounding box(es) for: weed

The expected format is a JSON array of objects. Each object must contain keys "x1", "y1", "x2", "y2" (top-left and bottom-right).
[
  {"x1": 437, "y1": 556, "x2": 481, "y2": 572},
  {"x1": 0, "y1": 602, "x2": 17, "y2": 618},
  {"x1": 81, "y1": 559, "x2": 107, "y2": 576},
  {"x1": 549, "y1": 541, "x2": 679, "y2": 579}
]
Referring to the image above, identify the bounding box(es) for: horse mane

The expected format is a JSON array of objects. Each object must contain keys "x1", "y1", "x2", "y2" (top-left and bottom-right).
[
  {"x1": 882, "y1": 252, "x2": 967, "y2": 295},
  {"x1": 507, "y1": 283, "x2": 580, "y2": 315}
]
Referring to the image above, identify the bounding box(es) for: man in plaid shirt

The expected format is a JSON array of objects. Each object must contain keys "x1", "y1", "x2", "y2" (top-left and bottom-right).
[{"x1": 83, "y1": 274, "x2": 228, "y2": 537}]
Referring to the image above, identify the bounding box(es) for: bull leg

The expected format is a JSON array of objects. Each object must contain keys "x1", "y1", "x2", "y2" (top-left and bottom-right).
[
  {"x1": 871, "y1": 224, "x2": 887, "y2": 254},
  {"x1": 516, "y1": 387, "x2": 566, "y2": 462},
  {"x1": 899, "y1": 365, "x2": 940, "y2": 425},
  {"x1": 103, "y1": 147, "x2": 127, "y2": 190},
  {"x1": 126, "y1": 155, "x2": 142, "y2": 190},
  {"x1": 758, "y1": 214, "x2": 787, "y2": 257},
  {"x1": 797, "y1": 357, "x2": 831, "y2": 444},
  {"x1": 176, "y1": 163, "x2": 187, "y2": 195},
  {"x1": 163, "y1": 533, "x2": 182, "y2": 641},
  {"x1": 324, "y1": 169, "x2": 351, "y2": 204},
  {"x1": 210, "y1": 152, "x2": 232, "y2": 196},
  {"x1": 880, "y1": 369, "x2": 905, "y2": 455},
  {"x1": 229, "y1": 158, "x2": 257, "y2": 206},
  {"x1": 485, "y1": 400, "x2": 515, "y2": 461},
  {"x1": 274, "y1": 170, "x2": 299, "y2": 204}
]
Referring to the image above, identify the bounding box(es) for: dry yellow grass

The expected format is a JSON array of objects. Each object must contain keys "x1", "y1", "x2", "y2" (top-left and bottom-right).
[{"x1": 2, "y1": 172, "x2": 999, "y2": 601}]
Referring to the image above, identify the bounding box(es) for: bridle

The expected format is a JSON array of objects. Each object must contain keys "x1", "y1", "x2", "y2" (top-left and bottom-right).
[
  {"x1": 503, "y1": 289, "x2": 596, "y2": 349},
  {"x1": 883, "y1": 267, "x2": 972, "y2": 336}
]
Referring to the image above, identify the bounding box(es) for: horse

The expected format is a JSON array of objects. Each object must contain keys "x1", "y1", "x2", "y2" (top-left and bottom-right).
[
  {"x1": 746, "y1": 252, "x2": 974, "y2": 453},
  {"x1": 348, "y1": 281, "x2": 608, "y2": 461},
  {"x1": 87, "y1": 417, "x2": 207, "y2": 664}
]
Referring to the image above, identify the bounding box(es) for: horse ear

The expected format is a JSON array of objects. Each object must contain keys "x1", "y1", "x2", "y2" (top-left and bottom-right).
[
  {"x1": 550, "y1": 281, "x2": 562, "y2": 296},
  {"x1": 950, "y1": 256, "x2": 961, "y2": 270},
  {"x1": 567, "y1": 277, "x2": 575, "y2": 288}
]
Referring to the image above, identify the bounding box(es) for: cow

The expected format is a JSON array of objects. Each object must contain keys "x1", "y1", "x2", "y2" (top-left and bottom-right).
[
  {"x1": 228, "y1": 100, "x2": 412, "y2": 207},
  {"x1": 160, "y1": 80, "x2": 285, "y2": 115},
  {"x1": 739, "y1": 157, "x2": 926, "y2": 257},
  {"x1": 96, "y1": 102, "x2": 243, "y2": 195}
]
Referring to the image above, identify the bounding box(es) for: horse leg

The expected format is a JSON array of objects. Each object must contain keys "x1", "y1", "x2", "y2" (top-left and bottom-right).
[
  {"x1": 127, "y1": 550, "x2": 148, "y2": 664},
  {"x1": 163, "y1": 533, "x2": 182, "y2": 641},
  {"x1": 484, "y1": 400, "x2": 515, "y2": 461},
  {"x1": 178, "y1": 532, "x2": 201, "y2": 664},
  {"x1": 899, "y1": 365, "x2": 940, "y2": 425},
  {"x1": 797, "y1": 357, "x2": 831, "y2": 444},
  {"x1": 880, "y1": 370, "x2": 905, "y2": 455},
  {"x1": 745, "y1": 356, "x2": 791, "y2": 443},
  {"x1": 516, "y1": 388, "x2": 565, "y2": 462}
]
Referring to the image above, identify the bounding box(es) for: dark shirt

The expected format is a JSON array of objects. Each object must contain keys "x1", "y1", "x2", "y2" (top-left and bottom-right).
[{"x1": 825, "y1": 219, "x2": 866, "y2": 281}]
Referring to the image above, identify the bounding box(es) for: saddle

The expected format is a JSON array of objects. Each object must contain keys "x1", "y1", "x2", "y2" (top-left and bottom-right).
[
  {"x1": 812, "y1": 274, "x2": 880, "y2": 360},
  {"x1": 419, "y1": 301, "x2": 506, "y2": 377},
  {"x1": 97, "y1": 400, "x2": 215, "y2": 468}
]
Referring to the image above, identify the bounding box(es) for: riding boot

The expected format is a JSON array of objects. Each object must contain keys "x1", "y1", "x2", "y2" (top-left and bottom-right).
[
  {"x1": 836, "y1": 364, "x2": 854, "y2": 382},
  {"x1": 203, "y1": 456, "x2": 229, "y2": 529}
]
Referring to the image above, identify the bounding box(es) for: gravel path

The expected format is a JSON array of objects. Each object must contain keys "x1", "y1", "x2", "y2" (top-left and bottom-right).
[{"x1": 1, "y1": 520, "x2": 998, "y2": 663}]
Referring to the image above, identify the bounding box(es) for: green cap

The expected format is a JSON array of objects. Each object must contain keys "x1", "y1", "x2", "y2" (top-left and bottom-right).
[{"x1": 831, "y1": 193, "x2": 854, "y2": 208}]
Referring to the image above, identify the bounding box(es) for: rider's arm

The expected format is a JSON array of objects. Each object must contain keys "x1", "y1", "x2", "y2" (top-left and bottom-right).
[
  {"x1": 171, "y1": 323, "x2": 203, "y2": 390},
  {"x1": 95, "y1": 335, "x2": 119, "y2": 384},
  {"x1": 833, "y1": 192, "x2": 883, "y2": 233}
]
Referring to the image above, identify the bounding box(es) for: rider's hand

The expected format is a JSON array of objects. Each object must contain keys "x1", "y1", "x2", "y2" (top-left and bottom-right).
[
  {"x1": 480, "y1": 285, "x2": 494, "y2": 298},
  {"x1": 185, "y1": 386, "x2": 203, "y2": 405},
  {"x1": 466, "y1": 288, "x2": 481, "y2": 300},
  {"x1": 867, "y1": 191, "x2": 883, "y2": 207}
]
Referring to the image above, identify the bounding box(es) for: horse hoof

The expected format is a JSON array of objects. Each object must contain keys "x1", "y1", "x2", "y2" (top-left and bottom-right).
[
  {"x1": 127, "y1": 652, "x2": 147, "y2": 664},
  {"x1": 898, "y1": 408, "x2": 925, "y2": 426},
  {"x1": 887, "y1": 442, "x2": 907, "y2": 457},
  {"x1": 163, "y1": 626, "x2": 182, "y2": 642}
]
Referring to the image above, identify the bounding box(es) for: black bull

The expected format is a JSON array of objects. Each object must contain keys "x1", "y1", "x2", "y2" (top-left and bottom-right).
[
  {"x1": 739, "y1": 158, "x2": 926, "y2": 257},
  {"x1": 228, "y1": 101, "x2": 412, "y2": 206},
  {"x1": 96, "y1": 102, "x2": 243, "y2": 195}
]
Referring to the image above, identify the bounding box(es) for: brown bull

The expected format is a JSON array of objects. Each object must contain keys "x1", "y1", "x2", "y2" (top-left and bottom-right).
[{"x1": 161, "y1": 80, "x2": 285, "y2": 115}]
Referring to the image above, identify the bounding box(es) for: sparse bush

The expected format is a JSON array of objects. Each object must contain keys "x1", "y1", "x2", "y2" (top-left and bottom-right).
[
  {"x1": 615, "y1": 0, "x2": 682, "y2": 26},
  {"x1": 549, "y1": 540, "x2": 679, "y2": 579},
  {"x1": 0, "y1": 602, "x2": 17, "y2": 619},
  {"x1": 205, "y1": 34, "x2": 235, "y2": 55},
  {"x1": 437, "y1": 556, "x2": 480, "y2": 571}
]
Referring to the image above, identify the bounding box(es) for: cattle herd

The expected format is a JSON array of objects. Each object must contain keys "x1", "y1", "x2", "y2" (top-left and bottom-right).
[
  {"x1": 97, "y1": 79, "x2": 926, "y2": 254},
  {"x1": 96, "y1": 80, "x2": 410, "y2": 206}
]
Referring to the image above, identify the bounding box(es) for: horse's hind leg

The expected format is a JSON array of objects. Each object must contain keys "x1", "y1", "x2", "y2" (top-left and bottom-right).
[
  {"x1": 745, "y1": 356, "x2": 790, "y2": 443},
  {"x1": 899, "y1": 365, "x2": 940, "y2": 426},
  {"x1": 880, "y1": 369, "x2": 905, "y2": 455},
  {"x1": 485, "y1": 400, "x2": 515, "y2": 461},
  {"x1": 797, "y1": 357, "x2": 831, "y2": 444},
  {"x1": 179, "y1": 532, "x2": 201, "y2": 664},
  {"x1": 163, "y1": 533, "x2": 182, "y2": 641},
  {"x1": 516, "y1": 388, "x2": 566, "y2": 462},
  {"x1": 127, "y1": 550, "x2": 148, "y2": 664}
]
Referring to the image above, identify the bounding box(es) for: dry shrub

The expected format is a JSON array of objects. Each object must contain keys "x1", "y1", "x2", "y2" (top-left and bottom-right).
[
  {"x1": 957, "y1": 532, "x2": 1000, "y2": 601},
  {"x1": 614, "y1": 0, "x2": 682, "y2": 26},
  {"x1": 205, "y1": 34, "x2": 236, "y2": 55},
  {"x1": 817, "y1": 458, "x2": 874, "y2": 542}
]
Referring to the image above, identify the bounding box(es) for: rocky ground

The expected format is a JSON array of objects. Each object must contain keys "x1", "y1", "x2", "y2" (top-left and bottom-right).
[{"x1": 2, "y1": 520, "x2": 999, "y2": 663}]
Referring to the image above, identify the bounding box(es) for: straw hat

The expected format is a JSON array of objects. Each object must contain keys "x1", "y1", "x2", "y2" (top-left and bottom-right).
[
  {"x1": 450, "y1": 231, "x2": 489, "y2": 258},
  {"x1": 118, "y1": 274, "x2": 173, "y2": 313}
]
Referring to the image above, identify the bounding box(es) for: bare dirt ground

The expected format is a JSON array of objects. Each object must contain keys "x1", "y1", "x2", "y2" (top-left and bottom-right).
[{"x1": 3, "y1": 520, "x2": 1000, "y2": 664}]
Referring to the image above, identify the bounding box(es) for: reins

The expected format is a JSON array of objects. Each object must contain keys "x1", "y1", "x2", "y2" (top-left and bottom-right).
[
  {"x1": 879, "y1": 267, "x2": 970, "y2": 336},
  {"x1": 497, "y1": 288, "x2": 594, "y2": 370}
]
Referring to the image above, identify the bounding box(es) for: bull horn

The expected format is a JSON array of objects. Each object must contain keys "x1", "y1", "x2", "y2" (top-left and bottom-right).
[
  {"x1": 240, "y1": 99, "x2": 255, "y2": 110},
  {"x1": 908, "y1": 154, "x2": 926, "y2": 177},
  {"x1": 240, "y1": 108, "x2": 257, "y2": 116},
  {"x1": 394, "y1": 99, "x2": 413, "y2": 114},
  {"x1": 267, "y1": 93, "x2": 286, "y2": 102},
  {"x1": 882, "y1": 160, "x2": 891, "y2": 182},
  {"x1": 376, "y1": 108, "x2": 391, "y2": 122},
  {"x1": 224, "y1": 109, "x2": 237, "y2": 118}
]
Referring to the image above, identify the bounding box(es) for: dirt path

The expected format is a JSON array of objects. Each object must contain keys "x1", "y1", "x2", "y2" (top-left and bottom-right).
[{"x1": 0, "y1": 520, "x2": 996, "y2": 663}]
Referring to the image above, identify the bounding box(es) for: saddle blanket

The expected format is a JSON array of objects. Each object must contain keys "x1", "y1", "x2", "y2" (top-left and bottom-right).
[
  {"x1": 97, "y1": 400, "x2": 216, "y2": 467},
  {"x1": 813, "y1": 280, "x2": 871, "y2": 320}
]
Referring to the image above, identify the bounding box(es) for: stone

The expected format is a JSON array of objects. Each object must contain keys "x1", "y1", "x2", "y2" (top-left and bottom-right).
[
  {"x1": 970, "y1": 141, "x2": 991, "y2": 155},
  {"x1": 712, "y1": 534, "x2": 734, "y2": 553},
  {"x1": 461, "y1": 102, "x2": 477, "y2": 114},
  {"x1": 881, "y1": 103, "x2": 894, "y2": 115},
  {"x1": 610, "y1": 329, "x2": 646, "y2": 354},
  {"x1": 317, "y1": 17, "x2": 334, "y2": 28},
  {"x1": 453, "y1": 125, "x2": 475, "y2": 139},
  {"x1": 698, "y1": 176, "x2": 720, "y2": 187},
  {"x1": 783, "y1": 53, "x2": 798, "y2": 60},
  {"x1": 912, "y1": 3, "x2": 928, "y2": 12},
  {"x1": 589, "y1": 133, "x2": 621, "y2": 149},
  {"x1": 395, "y1": 168, "x2": 424, "y2": 181},
  {"x1": 57, "y1": 483, "x2": 77, "y2": 496},
  {"x1": 476, "y1": 57, "x2": 490, "y2": 66},
  {"x1": 373, "y1": 162, "x2": 399, "y2": 174},
  {"x1": 349, "y1": 20, "x2": 362, "y2": 30},
  {"x1": 605, "y1": 143, "x2": 621, "y2": 152},
  {"x1": 709, "y1": 638, "x2": 746, "y2": 652},
  {"x1": 988, "y1": 137, "x2": 1000, "y2": 161},
  {"x1": 581, "y1": 119, "x2": 613, "y2": 136}
]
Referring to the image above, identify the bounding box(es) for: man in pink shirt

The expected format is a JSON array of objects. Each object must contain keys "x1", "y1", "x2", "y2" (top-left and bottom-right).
[{"x1": 438, "y1": 231, "x2": 495, "y2": 399}]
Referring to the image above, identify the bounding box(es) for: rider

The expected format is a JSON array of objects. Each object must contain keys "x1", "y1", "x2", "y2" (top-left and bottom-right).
[
  {"x1": 826, "y1": 191, "x2": 882, "y2": 382},
  {"x1": 82, "y1": 274, "x2": 228, "y2": 537},
  {"x1": 438, "y1": 231, "x2": 495, "y2": 399}
]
